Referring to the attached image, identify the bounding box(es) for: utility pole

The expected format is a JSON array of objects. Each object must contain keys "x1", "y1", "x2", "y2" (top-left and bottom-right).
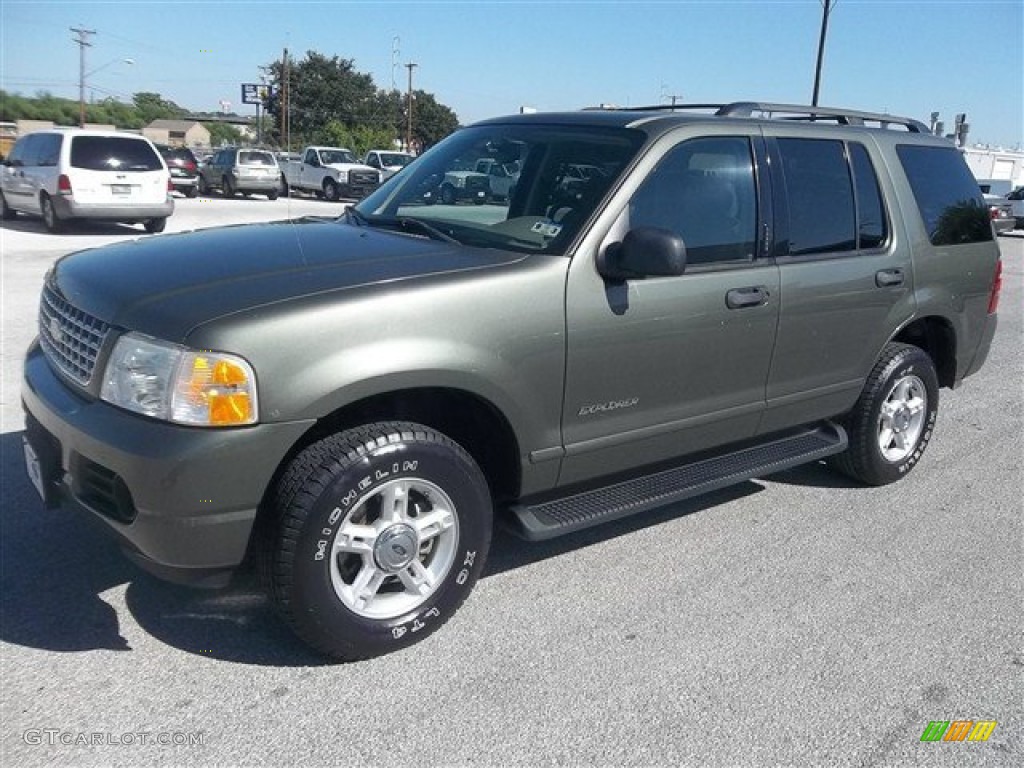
[
  {"x1": 405, "y1": 62, "x2": 417, "y2": 153},
  {"x1": 71, "y1": 26, "x2": 96, "y2": 127},
  {"x1": 282, "y1": 48, "x2": 290, "y2": 151},
  {"x1": 811, "y1": 0, "x2": 835, "y2": 107}
]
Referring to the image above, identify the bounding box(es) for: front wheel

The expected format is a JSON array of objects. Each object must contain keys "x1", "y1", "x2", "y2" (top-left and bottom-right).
[
  {"x1": 322, "y1": 179, "x2": 340, "y2": 202},
  {"x1": 1, "y1": 190, "x2": 17, "y2": 219},
  {"x1": 831, "y1": 343, "x2": 939, "y2": 486},
  {"x1": 265, "y1": 422, "x2": 492, "y2": 661}
]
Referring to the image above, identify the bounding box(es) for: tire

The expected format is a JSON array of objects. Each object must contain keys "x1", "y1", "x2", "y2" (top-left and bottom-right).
[
  {"x1": 144, "y1": 217, "x2": 166, "y2": 234},
  {"x1": 222, "y1": 176, "x2": 236, "y2": 198},
  {"x1": 183, "y1": 185, "x2": 198, "y2": 199},
  {"x1": 40, "y1": 194, "x2": 64, "y2": 233},
  {"x1": 198, "y1": 175, "x2": 210, "y2": 196},
  {"x1": 265, "y1": 422, "x2": 492, "y2": 661},
  {"x1": 440, "y1": 184, "x2": 456, "y2": 205},
  {"x1": 0, "y1": 190, "x2": 16, "y2": 220},
  {"x1": 267, "y1": 189, "x2": 279, "y2": 201},
  {"x1": 831, "y1": 343, "x2": 939, "y2": 486},
  {"x1": 279, "y1": 174, "x2": 290, "y2": 195},
  {"x1": 322, "y1": 179, "x2": 340, "y2": 202}
]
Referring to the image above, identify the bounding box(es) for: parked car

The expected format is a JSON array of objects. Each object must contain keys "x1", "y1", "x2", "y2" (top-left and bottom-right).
[
  {"x1": 198, "y1": 147, "x2": 279, "y2": 199},
  {"x1": 155, "y1": 144, "x2": 200, "y2": 198},
  {"x1": 983, "y1": 192, "x2": 1015, "y2": 235},
  {"x1": 0, "y1": 128, "x2": 173, "y2": 233},
  {"x1": 22, "y1": 102, "x2": 1001, "y2": 661},
  {"x1": 363, "y1": 149, "x2": 415, "y2": 180},
  {"x1": 1007, "y1": 185, "x2": 1024, "y2": 229}
]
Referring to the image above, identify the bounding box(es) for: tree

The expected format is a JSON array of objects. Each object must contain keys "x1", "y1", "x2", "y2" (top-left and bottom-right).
[
  {"x1": 132, "y1": 92, "x2": 186, "y2": 124},
  {"x1": 408, "y1": 90, "x2": 459, "y2": 151},
  {"x1": 207, "y1": 121, "x2": 244, "y2": 147},
  {"x1": 263, "y1": 50, "x2": 462, "y2": 151}
]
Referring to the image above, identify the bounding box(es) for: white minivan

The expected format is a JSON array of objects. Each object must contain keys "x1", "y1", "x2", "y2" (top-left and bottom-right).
[{"x1": 0, "y1": 129, "x2": 174, "y2": 233}]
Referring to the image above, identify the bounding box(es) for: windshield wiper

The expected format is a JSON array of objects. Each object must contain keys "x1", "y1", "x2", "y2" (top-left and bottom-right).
[{"x1": 396, "y1": 217, "x2": 459, "y2": 244}]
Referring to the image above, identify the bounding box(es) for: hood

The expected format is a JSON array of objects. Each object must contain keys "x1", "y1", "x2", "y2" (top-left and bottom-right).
[
  {"x1": 326, "y1": 162, "x2": 376, "y2": 173},
  {"x1": 53, "y1": 217, "x2": 524, "y2": 341}
]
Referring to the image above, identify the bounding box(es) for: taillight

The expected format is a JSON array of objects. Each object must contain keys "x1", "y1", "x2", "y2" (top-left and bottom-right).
[
  {"x1": 989, "y1": 207, "x2": 998, "y2": 220},
  {"x1": 167, "y1": 178, "x2": 174, "y2": 192},
  {"x1": 987, "y1": 259, "x2": 1002, "y2": 315},
  {"x1": 185, "y1": 161, "x2": 196, "y2": 171},
  {"x1": 57, "y1": 174, "x2": 72, "y2": 195}
]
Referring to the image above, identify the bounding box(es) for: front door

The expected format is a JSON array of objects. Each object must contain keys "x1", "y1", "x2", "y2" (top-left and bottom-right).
[{"x1": 559, "y1": 133, "x2": 780, "y2": 486}]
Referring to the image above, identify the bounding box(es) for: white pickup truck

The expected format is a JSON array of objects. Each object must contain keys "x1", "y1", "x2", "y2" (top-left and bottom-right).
[{"x1": 280, "y1": 146, "x2": 381, "y2": 201}]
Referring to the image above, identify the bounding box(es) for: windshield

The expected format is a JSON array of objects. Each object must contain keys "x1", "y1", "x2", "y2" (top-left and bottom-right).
[
  {"x1": 354, "y1": 123, "x2": 644, "y2": 255},
  {"x1": 320, "y1": 149, "x2": 359, "y2": 165},
  {"x1": 380, "y1": 153, "x2": 414, "y2": 167}
]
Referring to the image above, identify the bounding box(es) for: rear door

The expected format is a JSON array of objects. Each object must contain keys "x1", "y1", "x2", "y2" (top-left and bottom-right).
[
  {"x1": 2, "y1": 134, "x2": 39, "y2": 212},
  {"x1": 758, "y1": 131, "x2": 915, "y2": 433},
  {"x1": 67, "y1": 135, "x2": 168, "y2": 206}
]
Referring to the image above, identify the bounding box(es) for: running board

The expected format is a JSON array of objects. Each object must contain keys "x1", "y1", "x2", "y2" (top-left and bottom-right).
[{"x1": 509, "y1": 423, "x2": 847, "y2": 541}]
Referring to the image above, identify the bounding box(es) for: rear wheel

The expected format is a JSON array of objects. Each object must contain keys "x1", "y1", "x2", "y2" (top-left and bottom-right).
[
  {"x1": 144, "y1": 217, "x2": 166, "y2": 234},
  {"x1": 222, "y1": 176, "x2": 236, "y2": 197},
  {"x1": 831, "y1": 343, "x2": 939, "y2": 485},
  {"x1": 40, "y1": 194, "x2": 64, "y2": 233},
  {"x1": 264, "y1": 421, "x2": 492, "y2": 661},
  {"x1": 183, "y1": 185, "x2": 198, "y2": 199},
  {"x1": 267, "y1": 189, "x2": 279, "y2": 201},
  {"x1": 198, "y1": 175, "x2": 210, "y2": 195}
]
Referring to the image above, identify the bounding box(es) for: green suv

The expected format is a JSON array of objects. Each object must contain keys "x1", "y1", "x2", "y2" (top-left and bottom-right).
[{"x1": 22, "y1": 102, "x2": 1002, "y2": 660}]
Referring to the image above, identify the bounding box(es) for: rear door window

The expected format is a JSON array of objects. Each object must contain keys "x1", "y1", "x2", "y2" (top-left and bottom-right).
[
  {"x1": 777, "y1": 138, "x2": 855, "y2": 256},
  {"x1": 70, "y1": 136, "x2": 162, "y2": 172},
  {"x1": 896, "y1": 144, "x2": 992, "y2": 245}
]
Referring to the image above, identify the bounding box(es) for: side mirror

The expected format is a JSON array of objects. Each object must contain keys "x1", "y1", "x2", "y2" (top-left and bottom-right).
[{"x1": 597, "y1": 227, "x2": 687, "y2": 281}]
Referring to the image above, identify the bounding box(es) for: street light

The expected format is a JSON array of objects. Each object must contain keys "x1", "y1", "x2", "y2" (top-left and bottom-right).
[{"x1": 78, "y1": 54, "x2": 134, "y2": 126}]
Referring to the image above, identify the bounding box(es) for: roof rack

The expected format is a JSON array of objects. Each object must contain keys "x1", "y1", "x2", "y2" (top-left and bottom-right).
[{"x1": 600, "y1": 101, "x2": 929, "y2": 133}]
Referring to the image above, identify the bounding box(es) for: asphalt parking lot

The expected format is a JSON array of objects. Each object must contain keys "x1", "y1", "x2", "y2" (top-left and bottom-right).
[{"x1": 1, "y1": 201, "x2": 1021, "y2": 767}]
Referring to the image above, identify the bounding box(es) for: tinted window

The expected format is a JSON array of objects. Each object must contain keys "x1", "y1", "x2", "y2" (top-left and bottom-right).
[
  {"x1": 628, "y1": 137, "x2": 757, "y2": 265},
  {"x1": 238, "y1": 151, "x2": 276, "y2": 166},
  {"x1": 778, "y1": 138, "x2": 855, "y2": 255},
  {"x1": 896, "y1": 145, "x2": 991, "y2": 245},
  {"x1": 849, "y1": 143, "x2": 887, "y2": 249},
  {"x1": 70, "y1": 136, "x2": 162, "y2": 172}
]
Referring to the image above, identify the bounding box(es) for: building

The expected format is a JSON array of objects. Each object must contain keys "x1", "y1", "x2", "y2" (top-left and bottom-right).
[
  {"x1": 963, "y1": 146, "x2": 1024, "y2": 194},
  {"x1": 142, "y1": 119, "x2": 211, "y2": 148}
]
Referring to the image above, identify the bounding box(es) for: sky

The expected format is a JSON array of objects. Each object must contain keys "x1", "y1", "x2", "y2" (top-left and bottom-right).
[{"x1": 1, "y1": 0, "x2": 1021, "y2": 148}]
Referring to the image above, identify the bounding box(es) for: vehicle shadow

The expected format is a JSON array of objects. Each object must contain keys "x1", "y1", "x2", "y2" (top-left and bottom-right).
[
  {"x1": 0, "y1": 430, "x2": 325, "y2": 666},
  {"x1": 2, "y1": 426, "x2": 769, "y2": 666},
  {"x1": 762, "y1": 458, "x2": 865, "y2": 489},
  {"x1": 0, "y1": 217, "x2": 149, "y2": 236}
]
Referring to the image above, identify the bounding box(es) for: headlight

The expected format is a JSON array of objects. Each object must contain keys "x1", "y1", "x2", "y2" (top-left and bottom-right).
[
  {"x1": 336, "y1": 170, "x2": 349, "y2": 183},
  {"x1": 100, "y1": 333, "x2": 258, "y2": 426}
]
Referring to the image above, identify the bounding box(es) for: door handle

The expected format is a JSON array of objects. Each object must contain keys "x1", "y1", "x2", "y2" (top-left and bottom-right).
[
  {"x1": 875, "y1": 268, "x2": 904, "y2": 288},
  {"x1": 726, "y1": 286, "x2": 770, "y2": 309}
]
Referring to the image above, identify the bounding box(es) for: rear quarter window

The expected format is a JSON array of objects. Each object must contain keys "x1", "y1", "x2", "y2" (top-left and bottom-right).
[
  {"x1": 70, "y1": 136, "x2": 163, "y2": 172},
  {"x1": 896, "y1": 145, "x2": 992, "y2": 245},
  {"x1": 238, "y1": 151, "x2": 276, "y2": 166}
]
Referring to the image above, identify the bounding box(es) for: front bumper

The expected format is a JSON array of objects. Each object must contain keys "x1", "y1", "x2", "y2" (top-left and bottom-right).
[
  {"x1": 54, "y1": 196, "x2": 174, "y2": 222},
  {"x1": 22, "y1": 340, "x2": 314, "y2": 585}
]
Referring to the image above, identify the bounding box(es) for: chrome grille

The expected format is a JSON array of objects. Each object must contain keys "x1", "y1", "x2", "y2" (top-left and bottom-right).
[
  {"x1": 38, "y1": 282, "x2": 110, "y2": 386},
  {"x1": 350, "y1": 170, "x2": 379, "y2": 185}
]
